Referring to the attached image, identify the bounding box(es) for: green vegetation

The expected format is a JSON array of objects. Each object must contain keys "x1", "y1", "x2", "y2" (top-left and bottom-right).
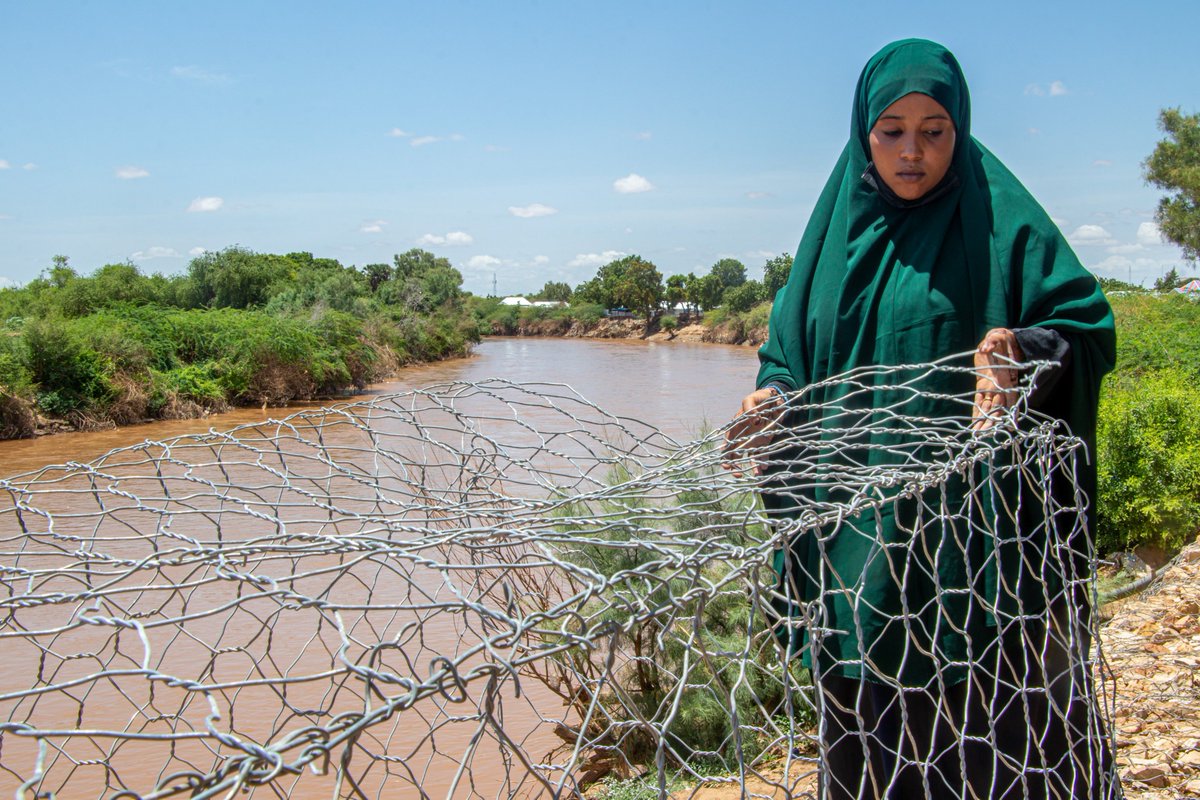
[
  {"x1": 0, "y1": 248, "x2": 478, "y2": 436},
  {"x1": 1144, "y1": 107, "x2": 1200, "y2": 260},
  {"x1": 486, "y1": 252, "x2": 791, "y2": 344},
  {"x1": 546, "y1": 458, "x2": 811, "y2": 774},
  {"x1": 1095, "y1": 292, "x2": 1200, "y2": 556}
]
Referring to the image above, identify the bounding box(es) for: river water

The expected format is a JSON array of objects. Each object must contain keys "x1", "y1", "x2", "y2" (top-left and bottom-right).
[
  {"x1": 0, "y1": 338, "x2": 758, "y2": 479},
  {"x1": 0, "y1": 337, "x2": 760, "y2": 799}
]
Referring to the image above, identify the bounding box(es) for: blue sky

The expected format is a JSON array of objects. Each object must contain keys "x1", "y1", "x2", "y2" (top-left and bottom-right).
[{"x1": 2, "y1": 1, "x2": 1197, "y2": 295}]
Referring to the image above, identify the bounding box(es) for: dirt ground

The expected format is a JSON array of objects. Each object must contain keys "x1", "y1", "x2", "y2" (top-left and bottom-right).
[{"x1": 1104, "y1": 535, "x2": 1200, "y2": 798}]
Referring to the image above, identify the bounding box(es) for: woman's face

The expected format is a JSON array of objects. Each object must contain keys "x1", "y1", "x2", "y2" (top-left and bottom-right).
[{"x1": 868, "y1": 92, "x2": 956, "y2": 201}]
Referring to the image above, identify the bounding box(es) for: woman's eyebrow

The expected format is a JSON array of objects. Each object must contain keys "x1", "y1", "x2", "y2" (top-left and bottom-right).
[{"x1": 876, "y1": 112, "x2": 952, "y2": 121}]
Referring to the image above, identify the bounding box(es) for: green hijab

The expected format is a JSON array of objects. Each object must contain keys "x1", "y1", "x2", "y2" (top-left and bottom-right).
[
  {"x1": 759, "y1": 38, "x2": 1113, "y2": 406},
  {"x1": 758, "y1": 39, "x2": 1116, "y2": 685}
]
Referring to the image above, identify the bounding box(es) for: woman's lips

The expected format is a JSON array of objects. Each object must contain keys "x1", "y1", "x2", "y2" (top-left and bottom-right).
[{"x1": 895, "y1": 170, "x2": 925, "y2": 182}]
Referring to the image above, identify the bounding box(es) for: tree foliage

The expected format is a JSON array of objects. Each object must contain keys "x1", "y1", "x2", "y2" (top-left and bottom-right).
[
  {"x1": 1144, "y1": 107, "x2": 1200, "y2": 261},
  {"x1": 723, "y1": 280, "x2": 765, "y2": 314},
  {"x1": 664, "y1": 274, "x2": 689, "y2": 309},
  {"x1": 708, "y1": 258, "x2": 746, "y2": 291},
  {"x1": 573, "y1": 256, "x2": 663, "y2": 319},
  {"x1": 689, "y1": 273, "x2": 724, "y2": 311},
  {"x1": 536, "y1": 281, "x2": 572, "y2": 302},
  {"x1": 1097, "y1": 366, "x2": 1200, "y2": 555},
  {"x1": 1098, "y1": 276, "x2": 1145, "y2": 294},
  {"x1": 762, "y1": 252, "x2": 794, "y2": 301},
  {"x1": 0, "y1": 246, "x2": 478, "y2": 436}
]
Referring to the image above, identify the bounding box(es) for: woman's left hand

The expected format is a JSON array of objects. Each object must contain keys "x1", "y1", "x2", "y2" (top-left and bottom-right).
[{"x1": 972, "y1": 328, "x2": 1024, "y2": 429}]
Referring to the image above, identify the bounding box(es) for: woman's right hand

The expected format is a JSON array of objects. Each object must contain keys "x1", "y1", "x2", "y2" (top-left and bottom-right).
[{"x1": 722, "y1": 388, "x2": 786, "y2": 477}]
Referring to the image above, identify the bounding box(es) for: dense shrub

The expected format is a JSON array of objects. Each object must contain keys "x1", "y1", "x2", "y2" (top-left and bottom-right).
[
  {"x1": 1107, "y1": 292, "x2": 1200, "y2": 377},
  {"x1": 21, "y1": 318, "x2": 115, "y2": 416},
  {"x1": 0, "y1": 248, "x2": 478, "y2": 437},
  {"x1": 1096, "y1": 367, "x2": 1200, "y2": 555}
]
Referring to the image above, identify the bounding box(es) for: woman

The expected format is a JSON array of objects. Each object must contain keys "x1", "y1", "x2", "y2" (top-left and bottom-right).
[{"x1": 727, "y1": 40, "x2": 1118, "y2": 799}]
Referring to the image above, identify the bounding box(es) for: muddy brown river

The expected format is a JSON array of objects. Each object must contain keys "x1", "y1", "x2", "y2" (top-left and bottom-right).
[{"x1": 0, "y1": 338, "x2": 758, "y2": 480}]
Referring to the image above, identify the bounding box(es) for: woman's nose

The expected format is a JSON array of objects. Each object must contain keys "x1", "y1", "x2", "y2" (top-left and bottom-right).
[{"x1": 901, "y1": 137, "x2": 922, "y2": 160}]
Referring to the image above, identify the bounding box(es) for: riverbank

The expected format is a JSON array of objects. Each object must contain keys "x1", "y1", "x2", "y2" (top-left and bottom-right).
[
  {"x1": 14, "y1": 323, "x2": 756, "y2": 440},
  {"x1": 486, "y1": 316, "x2": 767, "y2": 347}
]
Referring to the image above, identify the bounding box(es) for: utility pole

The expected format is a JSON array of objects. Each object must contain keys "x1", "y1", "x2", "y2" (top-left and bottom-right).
[{"x1": 492, "y1": 272, "x2": 497, "y2": 298}]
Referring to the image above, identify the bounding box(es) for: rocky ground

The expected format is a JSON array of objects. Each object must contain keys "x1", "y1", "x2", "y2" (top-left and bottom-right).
[{"x1": 1105, "y1": 535, "x2": 1200, "y2": 798}]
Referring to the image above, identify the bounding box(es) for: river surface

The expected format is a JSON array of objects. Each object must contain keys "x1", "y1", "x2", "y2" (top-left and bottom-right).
[
  {"x1": 0, "y1": 337, "x2": 759, "y2": 479},
  {"x1": 0, "y1": 337, "x2": 760, "y2": 798}
]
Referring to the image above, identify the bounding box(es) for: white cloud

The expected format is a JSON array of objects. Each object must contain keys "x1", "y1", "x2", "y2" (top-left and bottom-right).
[
  {"x1": 388, "y1": 128, "x2": 410, "y2": 138},
  {"x1": 569, "y1": 250, "x2": 626, "y2": 268},
  {"x1": 131, "y1": 246, "x2": 180, "y2": 260},
  {"x1": 187, "y1": 196, "x2": 224, "y2": 213},
  {"x1": 467, "y1": 255, "x2": 502, "y2": 269},
  {"x1": 21, "y1": 163, "x2": 35, "y2": 171},
  {"x1": 188, "y1": 247, "x2": 207, "y2": 256},
  {"x1": 1028, "y1": 128, "x2": 1041, "y2": 136},
  {"x1": 116, "y1": 165, "x2": 149, "y2": 180},
  {"x1": 1107, "y1": 243, "x2": 1143, "y2": 255},
  {"x1": 533, "y1": 255, "x2": 549, "y2": 265},
  {"x1": 0, "y1": 277, "x2": 14, "y2": 289},
  {"x1": 1024, "y1": 82, "x2": 1067, "y2": 97},
  {"x1": 746, "y1": 191, "x2": 772, "y2": 200},
  {"x1": 484, "y1": 144, "x2": 508, "y2": 152},
  {"x1": 0, "y1": 160, "x2": 9, "y2": 169},
  {"x1": 509, "y1": 203, "x2": 557, "y2": 218},
  {"x1": 1050, "y1": 216, "x2": 1068, "y2": 229},
  {"x1": 417, "y1": 230, "x2": 473, "y2": 246},
  {"x1": 614, "y1": 173, "x2": 654, "y2": 194},
  {"x1": 1067, "y1": 224, "x2": 1115, "y2": 246},
  {"x1": 634, "y1": 131, "x2": 653, "y2": 141},
  {"x1": 1093, "y1": 159, "x2": 1112, "y2": 168},
  {"x1": 1137, "y1": 221, "x2": 1164, "y2": 246},
  {"x1": 360, "y1": 220, "x2": 387, "y2": 234},
  {"x1": 405, "y1": 132, "x2": 464, "y2": 147},
  {"x1": 171, "y1": 65, "x2": 231, "y2": 84}
]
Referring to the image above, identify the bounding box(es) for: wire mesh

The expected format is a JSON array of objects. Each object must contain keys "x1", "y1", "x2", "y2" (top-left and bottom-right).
[{"x1": 0, "y1": 357, "x2": 1118, "y2": 799}]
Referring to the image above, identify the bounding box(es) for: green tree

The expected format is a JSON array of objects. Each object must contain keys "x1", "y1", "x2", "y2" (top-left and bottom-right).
[
  {"x1": 1144, "y1": 107, "x2": 1200, "y2": 261},
  {"x1": 364, "y1": 263, "x2": 392, "y2": 292},
  {"x1": 48, "y1": 255, "x2": 76, "y2": 288},
  {"x1": 186, "y1": 247, "x2": 293, "y2": 309},
  {"x1": 384, "y1": 249, "x2": 464, "y2": 313},
  {"x1": 664, "y1": 274, "x2": 689, "y2": 310},
  {"x1": 709, "y1": 258, "x2": 746, "y2": 292},
  {"x1": 689, "y1": 273, "x2": 724, "y2": 311},
  {"x1": 1154, "y1": 267, "x2": 1183, "y2": 292},
  {"x1": 595, "y1": 255, "x2": 663, "y2": 321},
  {"x1": 724, "y1": 280, "x2": 765, "y2": 314},
  {"x1": 1098, "y1": 276, "x2": 1144, "y2": 294},
  {"x1": 572, "y1": 277, "x2": 605, "y2": 307},
  {"x1": 536, "y1": 281, "x2": 572, "y2": 302},
  {"x1": 762, "y1": 252, "x2": 794, "y2": 301}
]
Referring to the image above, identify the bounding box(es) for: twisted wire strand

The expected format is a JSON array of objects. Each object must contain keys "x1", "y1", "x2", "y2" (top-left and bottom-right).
[{"x1": 0, "y1": 359, "x2": 1116, "y2": 799}]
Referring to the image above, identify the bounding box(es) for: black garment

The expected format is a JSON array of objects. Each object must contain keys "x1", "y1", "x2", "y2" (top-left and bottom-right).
[{"x1": 815, "y1": 600, "x2": 1119, "y2": 800}]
